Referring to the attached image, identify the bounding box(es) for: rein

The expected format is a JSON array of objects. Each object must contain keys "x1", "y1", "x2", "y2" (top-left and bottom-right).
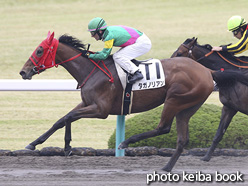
[
  {"x1": 196, "y1": 51, "x2": 213, "y2": 62},
  {"x1": 216, "y1": 52, "x2": 248, "y2": 69},
  {"x1": 58, "y1": 53, "x2": 82, "y2": 65},
  {"x1": 235, "y1": 57, "x2": 248, "y2": 64},
  {"x1": 197, "y1": 50, "x2": 248, "y2": 68},
  {"x1": 182, "y1": 43, "x2": 248, "y2": 68}
]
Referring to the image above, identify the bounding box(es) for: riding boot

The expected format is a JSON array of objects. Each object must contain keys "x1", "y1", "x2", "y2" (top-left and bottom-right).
[{"x1": 128, "y1": 70, "x2": 143, "y2": 84}]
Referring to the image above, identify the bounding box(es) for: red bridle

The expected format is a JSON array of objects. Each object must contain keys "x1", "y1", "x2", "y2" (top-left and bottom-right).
[{"x1": 29, "y1": 31, "x2": 82, "y2": 73}]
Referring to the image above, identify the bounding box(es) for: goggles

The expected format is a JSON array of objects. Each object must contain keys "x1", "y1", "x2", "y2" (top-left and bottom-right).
[
  {"x1": 90, "y1": 31, "x2": 97, "y2": 37},
  {"x1": 232, "y1": 29, "x2": 240, "y2": 36}
]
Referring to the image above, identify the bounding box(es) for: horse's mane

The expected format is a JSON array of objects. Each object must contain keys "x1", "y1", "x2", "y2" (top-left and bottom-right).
[
  {"x1": 58, "y1": 34, "x2": 86, "y2": 52},
  {"x1": 58, "y1": 34, "x2": 114, "y2": 62},
  {"x1": 200, "y1": 44, "x2": 212, "y2": 51}
]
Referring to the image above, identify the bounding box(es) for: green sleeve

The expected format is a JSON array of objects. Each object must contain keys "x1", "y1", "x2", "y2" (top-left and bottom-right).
[{"x1": 89, "y1": 48, "x2": 112, "y2": 61}]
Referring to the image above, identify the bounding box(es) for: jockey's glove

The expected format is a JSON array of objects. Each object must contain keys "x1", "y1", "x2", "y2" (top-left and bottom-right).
[{"x1": 82, "y1": 50, "x2": 90, "y2": 58}]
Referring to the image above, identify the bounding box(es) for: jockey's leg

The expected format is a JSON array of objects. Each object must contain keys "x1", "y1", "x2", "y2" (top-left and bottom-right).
[
  {"x1": 113, "y1": 33, "x2": 151, "y2": 84},
  {"x1": 113, "y1": 52, "x2": 139, "y2": 74}
]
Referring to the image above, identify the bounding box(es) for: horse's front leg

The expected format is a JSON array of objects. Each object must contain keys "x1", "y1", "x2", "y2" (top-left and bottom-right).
[
  {"x1": 63, "y1": 102, "x2": 110, "y2": 156},
  {"x1": 201, "y1": 106, "x2": 237, "y2": 161},
  {"x1": 26, "y1": 116, "x2": 66, "y2": 150},
  {"x1": 26, "y1": 102, "x2": 108, "y2": 153}
]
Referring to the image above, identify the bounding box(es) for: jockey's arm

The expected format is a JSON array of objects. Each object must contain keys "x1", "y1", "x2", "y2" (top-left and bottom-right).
[
  {"x1": 89, "y1": 39, "x2": 114, "y2": 61},
  {"x1": 222, "y1": 30, "x2": 248, "y2": 54}
]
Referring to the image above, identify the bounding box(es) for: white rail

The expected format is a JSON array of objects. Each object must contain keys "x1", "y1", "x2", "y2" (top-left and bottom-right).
[{"x1": 0, "y1": 79, "x2": 79, "y2": 91}]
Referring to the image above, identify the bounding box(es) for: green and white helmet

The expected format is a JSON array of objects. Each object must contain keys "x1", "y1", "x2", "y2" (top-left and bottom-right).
[
  {"x1": 88, "y1": 17, "x2": 107, "y2": 32},
  {"x1": 227, "y1": 15, "x2": 247, "y2": 31}
]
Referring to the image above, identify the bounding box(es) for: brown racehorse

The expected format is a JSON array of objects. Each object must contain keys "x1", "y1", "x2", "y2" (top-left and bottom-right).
[
  {"x1": 171, "y1": 37, "x2": 248, "y2": 162},
  {"x1": 20, "y1": 32, "x2": 230, "y2": 171}
]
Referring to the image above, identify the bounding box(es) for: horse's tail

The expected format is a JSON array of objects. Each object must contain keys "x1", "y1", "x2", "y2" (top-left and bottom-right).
[{"x1": 211, "y1": 70, "x2": 248, "y2": 87}]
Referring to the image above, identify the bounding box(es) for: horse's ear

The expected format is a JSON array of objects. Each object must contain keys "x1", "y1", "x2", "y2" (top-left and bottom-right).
[
  {"x1": 47, "y1": 31, "x2": 55, "y2": 45},
  {"x1": 193, "y1": 37, "x2": 198, "y2": 44},
  {"x1": 47, "y1": 31, "x2": 51, "y2": 38}
]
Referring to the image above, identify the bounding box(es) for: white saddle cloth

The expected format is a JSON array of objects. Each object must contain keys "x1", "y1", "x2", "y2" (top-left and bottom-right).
[{"x1": 115, "y1": 58, "x2": 165, "y2": 91}]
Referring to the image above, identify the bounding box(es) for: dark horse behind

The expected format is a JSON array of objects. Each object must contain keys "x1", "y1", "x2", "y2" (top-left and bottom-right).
[
  {"x1": 19, "y1": 32, "x2": 247, "y2": 171},
  {"x1": 172, "y1": 37, "x2": 248, "y2": 161}
]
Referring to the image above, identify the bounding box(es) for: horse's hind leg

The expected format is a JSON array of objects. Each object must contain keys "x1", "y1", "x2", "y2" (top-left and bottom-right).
[
  {"x1": 119, "y1": 102, "x2": 180, "y2": 149},
  {"x1": 201, "y1": 106, "x2": 237, "y2": 161},
  {"x1": 162, "y1": 103, "x2": 203, "y2": 172}
]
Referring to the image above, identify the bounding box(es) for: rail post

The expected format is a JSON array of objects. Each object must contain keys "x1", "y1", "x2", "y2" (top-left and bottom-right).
[{"x1": 115, "y1": 115, "x2": 125, "y2": 157}]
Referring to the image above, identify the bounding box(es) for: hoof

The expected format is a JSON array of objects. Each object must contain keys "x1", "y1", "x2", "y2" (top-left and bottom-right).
[
  {"x1": 64, "y1": 148, "x2": 72, "y2": 156},
  {"x1": 64, "y1": 151, "x2": 72, "y2": 156},
  {"x1": 201, "y1": 156, "x2": 211, "y2": 162},
  {"x1": 161, "y1": 165, "x2": 172, "y2": 172},
  {"x1": 118, "y1": 142, "x2": 128, "y2": 150},
  {"x1": 25, "y1": 144, "x2": 35, "y2": 150}
]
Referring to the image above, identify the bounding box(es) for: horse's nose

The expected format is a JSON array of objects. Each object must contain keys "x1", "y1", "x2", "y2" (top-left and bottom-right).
[{"x1": 19, "y1": 71, "x2": 26, "y2": 79}]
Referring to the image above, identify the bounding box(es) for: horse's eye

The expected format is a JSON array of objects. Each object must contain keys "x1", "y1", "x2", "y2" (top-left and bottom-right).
[
  {"x1": 177, "y1": 53, "x2": 182, "y2": 57},
  {"x1": 35, "y1": 46, "x2": 44, "y2": 57}
]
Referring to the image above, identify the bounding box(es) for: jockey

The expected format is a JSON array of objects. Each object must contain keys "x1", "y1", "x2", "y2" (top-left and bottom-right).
[
  {"x1": 212, "y1": 15, "x2": 248, "y2": 55},
  {"x1": 85, "y1": 17, "x2": 152, "y2": 84}
]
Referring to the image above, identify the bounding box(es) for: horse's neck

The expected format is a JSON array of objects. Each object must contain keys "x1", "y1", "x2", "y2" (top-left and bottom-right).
[
  {"x1": 55, "y1": 44, "x2": 118, "y2": 87},
  {"x1": 56, "y1": 44, "x2": 94, "y2": 84},
  {"x1": 193, "y1": 47, "x2": 223, "y2": 70}
]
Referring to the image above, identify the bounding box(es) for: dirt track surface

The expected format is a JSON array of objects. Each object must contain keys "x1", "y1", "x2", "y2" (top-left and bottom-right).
[{"x1": 0, "y1": 155, "x2": 247, "y2": 186}]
